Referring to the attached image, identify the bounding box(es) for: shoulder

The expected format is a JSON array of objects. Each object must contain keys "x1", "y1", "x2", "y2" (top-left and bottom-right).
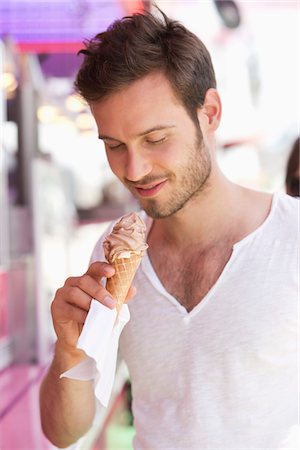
[
  {"x1": 271, "y1": 192, "x2": 299, "y2": 237},
  {"x1": 89, "y1": 221, "x2": 113, "y2": 264},
  {"x1": 273, "y1": 192, "x2": 298, "y2": 221}
]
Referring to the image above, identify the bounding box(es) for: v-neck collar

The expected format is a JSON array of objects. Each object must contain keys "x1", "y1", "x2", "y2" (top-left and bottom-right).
[
  {"x1": 140, "y1": 192, "x2": 281, "y2": 317},
  {"x1": 141, "y1": 243, "x2": 238, "y2": 317}
]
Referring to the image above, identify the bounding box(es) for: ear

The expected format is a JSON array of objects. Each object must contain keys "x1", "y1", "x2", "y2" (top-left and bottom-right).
[{"x1": 197, "y1": 88, "x2": 222, "y2": 133}]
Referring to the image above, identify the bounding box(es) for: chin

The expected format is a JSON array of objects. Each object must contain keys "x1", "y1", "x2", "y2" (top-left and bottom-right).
[{"x1": 141, "y1": 201, "x2": 184, "y2": 219}]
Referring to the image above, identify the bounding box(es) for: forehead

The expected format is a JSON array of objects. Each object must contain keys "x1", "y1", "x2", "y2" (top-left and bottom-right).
[
  {"x1": 95, "y1": 71, "x2": 180, "y2": 106},
  {"x1": 90, "y1": 72, "x2": 186, "y2": 136}
]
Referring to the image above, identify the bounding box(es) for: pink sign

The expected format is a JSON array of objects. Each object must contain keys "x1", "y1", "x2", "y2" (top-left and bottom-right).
[{"x1": 0, "y1": 270, "x2": 9, "y2": 339}]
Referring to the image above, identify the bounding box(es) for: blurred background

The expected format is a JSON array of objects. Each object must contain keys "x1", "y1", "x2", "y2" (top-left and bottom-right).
[{"x1": 0, "y1": 1, "x2": 298, "y2": 449}]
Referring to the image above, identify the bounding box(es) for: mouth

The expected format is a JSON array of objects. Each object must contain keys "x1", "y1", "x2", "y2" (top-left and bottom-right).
[{"x1": 132, "y1": 179, "x2": 167, "y2": 198}]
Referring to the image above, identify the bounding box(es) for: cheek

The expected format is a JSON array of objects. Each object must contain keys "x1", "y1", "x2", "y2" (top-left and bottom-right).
[
  {"x1": 156, "y1": 140, "x2": 175, "y2": 159},
  {"x1": 105, "y1": 151, "x2": 124, "y2": 177},
  {"x1": 161, "y1": 141, "x2": 186, "y2": 168}
]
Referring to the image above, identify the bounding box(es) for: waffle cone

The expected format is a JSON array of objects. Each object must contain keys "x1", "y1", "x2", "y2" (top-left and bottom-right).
[{"x1": 106, "y1": 252, "x2": 142, "y2": 312}]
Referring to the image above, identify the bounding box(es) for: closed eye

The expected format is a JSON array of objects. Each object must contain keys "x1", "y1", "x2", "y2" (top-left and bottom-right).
[
  {"x1": 105, "y1": 142, "x2": 124, "y2": 150},
  {"x1": 146, "y1": 136, "x2": 166, "y2": 145}
]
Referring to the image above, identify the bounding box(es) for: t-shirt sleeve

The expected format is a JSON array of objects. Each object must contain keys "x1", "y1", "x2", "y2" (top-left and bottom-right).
[{"x1": 89, "y1": 221, "x2": 114, "y2": 266}]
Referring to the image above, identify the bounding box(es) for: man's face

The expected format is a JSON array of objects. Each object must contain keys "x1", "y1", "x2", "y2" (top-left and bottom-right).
[{"x1": 91, "y1": 72, "x2": 212, "y2": 219}]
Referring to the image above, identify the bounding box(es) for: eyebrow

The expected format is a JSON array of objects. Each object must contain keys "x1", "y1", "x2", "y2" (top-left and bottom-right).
[{"x1": 98, "y1": 125, "x2": 176, "y2": 141}]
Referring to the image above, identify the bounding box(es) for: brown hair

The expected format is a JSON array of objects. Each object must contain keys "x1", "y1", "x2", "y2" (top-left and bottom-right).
[
  {"x1": 74, "y1": 9, "x2": 216, "y2": 122},
  {"x1": 285, "y1": 137, "x2": 300, "y2": 196}
]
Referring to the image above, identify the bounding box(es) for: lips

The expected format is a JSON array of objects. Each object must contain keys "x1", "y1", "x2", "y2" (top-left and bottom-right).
[{"x1": 133, "y1": 180, "x2": 167, "y2": 198}]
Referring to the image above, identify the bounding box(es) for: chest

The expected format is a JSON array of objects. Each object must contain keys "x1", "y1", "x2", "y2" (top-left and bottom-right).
[
  {"x1": 148, "y1": 243, "x2": 234, "y2": 312},
  {"x1": 122, "y1": 247, "x2": 298, "y2": 381}
]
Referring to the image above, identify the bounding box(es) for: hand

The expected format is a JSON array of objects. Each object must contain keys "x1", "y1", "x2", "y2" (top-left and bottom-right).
[{"x1": 51, "y1": 262, "x2": 136, "y2": 351}]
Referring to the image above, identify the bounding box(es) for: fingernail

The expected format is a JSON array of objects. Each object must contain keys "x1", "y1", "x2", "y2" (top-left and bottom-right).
[
  {"x1": 104, "y1": 296, "x2": 116, "y2": 309},
  {"x1": 131, "y1": 286, "x2": 137, "y2": 296},
  {"x1": 104, "y1": 265, "x2": 115, "y2": 275}
]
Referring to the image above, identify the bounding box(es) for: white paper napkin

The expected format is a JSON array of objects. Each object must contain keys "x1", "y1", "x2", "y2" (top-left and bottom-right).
[{"x1": 60, "y1": 299, "x2": 130, "y2": 407}]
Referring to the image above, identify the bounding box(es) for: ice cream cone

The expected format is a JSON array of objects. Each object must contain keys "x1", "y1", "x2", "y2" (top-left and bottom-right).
[
  {"x1": 103, "y1": 212, "x2": 148, "y2": 312},
  {"x1": 106, "y1": 252, "x2": 142, "y2": 312}
]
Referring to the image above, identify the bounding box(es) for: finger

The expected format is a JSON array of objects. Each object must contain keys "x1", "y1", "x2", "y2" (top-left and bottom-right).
[
  {"x1": 58, "y1": 275, "x2": 117, "y2": 310},
  {"x1": 64, "y1": 275, "x2": 81, "y2": 287},
  {"x1": 64, "y1": 286, "x2": 92, "y2": 311},
  {"x1": 86, "y1": 261, "x2": 115, "y2": 280},
  {"x1": 51, "y1": 296, "x2": 88, "y2": 324},
  {"x1": 67, "y1": 305, "x2": 88, "y2": 325},
  {"x1": 64, "y1": 303, "x2": 88, "y2": 324},
  {"x1": 125, "y1": 285, "x2": 137, "y2": 301},
  {"x1": 76, "y1": 274, "x2": 117, "y2": 309},
  {"x1": 64, "y1": 262, "x2": 115, "y2": 288}
]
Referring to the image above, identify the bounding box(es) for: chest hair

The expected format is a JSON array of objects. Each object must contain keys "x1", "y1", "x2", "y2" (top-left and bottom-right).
[{"x1": 149, "y1": 242, "x2": 234, "y2": 312}]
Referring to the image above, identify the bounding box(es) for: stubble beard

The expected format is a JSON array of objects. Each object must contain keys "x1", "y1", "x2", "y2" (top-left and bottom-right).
[{"x1": 129, "y1": 128, "x2": 212, "y2": 219}]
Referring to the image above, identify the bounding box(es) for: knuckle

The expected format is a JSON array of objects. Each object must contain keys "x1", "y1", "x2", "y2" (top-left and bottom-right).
[
  {"x1": 50, "y1": 299, "x2": 55, "y2": 315},
  {"x1": 53, "y1": 287, "x2": 63, "y2": 302},
  {"x1": 77, "y1": 274, "x2": 89, "y2": 290},
  {"x1": 64, "y1": 276, "x2": 75, "y2": 286},
  {"x1": 66, "y1": 286, "x2": 78, "y2": 302},
  {"x1": 50, "y1": 296, "x2": 64, "y2": 317}
]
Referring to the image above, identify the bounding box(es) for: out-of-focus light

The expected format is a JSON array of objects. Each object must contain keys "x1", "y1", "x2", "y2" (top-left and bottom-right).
[
  {"x1": 80, "y1": 130, "x2": 95, "y2": 138},
  {"x1": 65, "y1": 94, "x2": 86, "y2": 113},
  {"x1": 53, "y1": 115, "x2": 73, "y2": 126},
  {"x1": 0, "y1": 72, "x2": 18, "y2": 93},
  {"x1": 75, "y1": 112, "x2": 94, "y2": 130},
  {"x1": 37, "y1": 105, "x2": 59, "y2": 123}
]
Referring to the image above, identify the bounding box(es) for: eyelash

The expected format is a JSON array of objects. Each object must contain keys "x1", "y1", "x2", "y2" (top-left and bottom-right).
[
  {"x1": 107, "y1": 143, "x2": 123, "y2": 150},
  {"x1": 147, "y1": 137, "x2": 166, "y2": 145},
  {"x1": 106, "y1": 136, "x2": 167, "y2": 150}
]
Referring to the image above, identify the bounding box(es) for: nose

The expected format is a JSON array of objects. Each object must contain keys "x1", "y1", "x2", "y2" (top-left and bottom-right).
[{"x1": 125, "y1": 148, "x2": 152, "y2": 182}]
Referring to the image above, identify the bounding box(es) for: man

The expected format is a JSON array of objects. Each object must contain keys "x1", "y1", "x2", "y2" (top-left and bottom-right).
[{"x1": 40, "y1": 9, "x2": 298, "y2": 449}]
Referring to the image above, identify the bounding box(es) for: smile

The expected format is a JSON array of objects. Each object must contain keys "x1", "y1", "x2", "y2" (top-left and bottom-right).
[{"x1": 134, "y1": 180, "x2": 167, "y2": 198}]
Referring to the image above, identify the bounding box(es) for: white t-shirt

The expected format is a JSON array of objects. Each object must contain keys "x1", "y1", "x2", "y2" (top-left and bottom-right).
[{"x1": 91, "y1": 193, "x2": 299, "y2": 449}]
